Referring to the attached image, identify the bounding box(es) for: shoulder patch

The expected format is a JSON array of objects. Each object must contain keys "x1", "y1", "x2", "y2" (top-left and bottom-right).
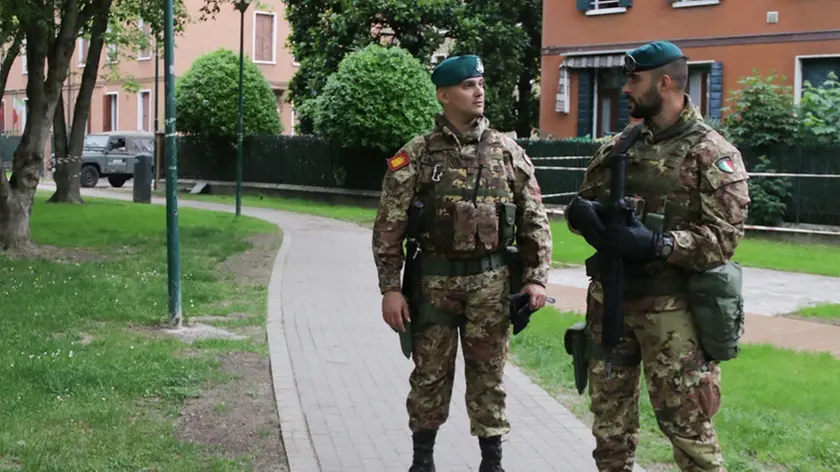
[
  {"x1": 714, "y1": 156, "x2": 735, "y2": 174},
  {"x1": 387, "y1": 151, "x2": 410, "y2": 172}
]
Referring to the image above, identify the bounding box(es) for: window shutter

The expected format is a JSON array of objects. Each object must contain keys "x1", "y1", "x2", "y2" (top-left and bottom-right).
[
  {"x1": 577, "y1": 70, "x2": 594, "y2": 138},
  {"x1": 618, "y1": 93, "x2": 630, "y2": 129},
  {"x1": 618, "y1": 0, "x2": 633, "y2": 7},
  {"x1": 709, "y1": 61, "x2": 723, "y2": 120},
  {"x1": 577, "y1": 0, "x2": 591, "y2": 12}
]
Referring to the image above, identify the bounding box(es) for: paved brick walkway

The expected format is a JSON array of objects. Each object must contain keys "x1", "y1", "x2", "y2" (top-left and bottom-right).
[{"x1": 63, "y1": 187, "x2": 642, "y2": 472}]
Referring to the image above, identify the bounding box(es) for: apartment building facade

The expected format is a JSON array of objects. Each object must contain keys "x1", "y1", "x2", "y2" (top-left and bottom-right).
[
  {"x1": 540, "y1": 0, "x2": 840, "y2": 138},
  {"x1": 1, "y1": 0, "x2": 299, "y2": 138}
]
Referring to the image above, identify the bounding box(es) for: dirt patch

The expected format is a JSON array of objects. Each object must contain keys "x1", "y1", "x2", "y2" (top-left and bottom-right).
[
  {"x1": 171, "y1": 227, "x2": 288, "y2": 470},
  {"x1": 221, "y1": 232, "x2": 283, "y2": 286},
  {"x1": 3, "y1": 244, "x2": 112, "y2": 263},
  {"x1": 175, "y1": 351, "x2": 288, "y2": 471}
]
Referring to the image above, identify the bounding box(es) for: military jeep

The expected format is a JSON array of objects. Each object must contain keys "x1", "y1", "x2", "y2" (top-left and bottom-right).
[{"x1": 80, "y1": 131, "x2": 155, "y2": 188}]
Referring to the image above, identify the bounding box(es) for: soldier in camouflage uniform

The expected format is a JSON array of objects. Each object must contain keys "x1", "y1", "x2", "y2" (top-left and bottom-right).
[
  {"x1": 371, "y1": 55, "x2": 553, "y2": 472},
  {"x1": 565, "y1": 41, "x2": 750, "y2": 472}
]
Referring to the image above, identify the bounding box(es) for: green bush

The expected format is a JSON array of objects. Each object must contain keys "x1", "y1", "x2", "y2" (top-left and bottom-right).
[
  {"x1": 799, "y1": 72, "x2": 840, "y2": 146},
  {"x1": 721, "y1": 73, "x2": 799, "y2": 149},
  {"x1": 746, "y1": 156, "x2": 793, "y2": 227},
  {"x1": 175, "y1": 48, "x2": 282, "y2": 139},
  {"x1": 309, "y1": 44, "x2": 441, "y2": 153}
]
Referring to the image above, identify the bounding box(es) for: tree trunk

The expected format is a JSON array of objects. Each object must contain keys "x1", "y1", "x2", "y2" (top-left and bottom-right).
[
  {"x1": 47, "y1": 90, "x2": 84, "y2": 203},
  {"x1": 0, "y1": 177, "x2": 34, "y2": 254},
  {"x1": 48, "y1": 2, "x2": 111, "y2": 204},
  {"x1": 0, "y1": 0, "x2": 90, "y2": 252}
]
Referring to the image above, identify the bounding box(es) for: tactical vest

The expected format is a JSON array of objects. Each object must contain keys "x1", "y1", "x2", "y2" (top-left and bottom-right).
[
  {"x1": 587, "y1": 121, "x2": 710, "y2": 297},
  {"x1": 411, "y1": 129, "x2": 517, "y2": 268}
]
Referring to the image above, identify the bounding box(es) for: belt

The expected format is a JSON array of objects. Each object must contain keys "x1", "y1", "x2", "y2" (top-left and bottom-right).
[{"x1": 420, "y1": 252, "x2": 507, "y2": 277}]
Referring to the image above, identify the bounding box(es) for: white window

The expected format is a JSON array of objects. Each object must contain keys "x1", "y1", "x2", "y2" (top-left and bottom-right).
[
  {"x1": 137, "y1": 90, "x2": 151, "y2": 131},
  {"x1": 591, "y1": 0, "x2": 621, "y2": 9},
  {"x1": 290, "y1": 105, "x2": 295, "y2": 136},
  {"x1": 686, "y1": 64, "x2": 712, "y2": 118},
  {"x1": 137, "y1": 19, "x2": 152, "y2": 60},
  {"x1": 672, "y1": 0, "x2": 720, "y2": 8},
  {"x1": 78, "y1": 38, "x2": 88, "y2": 67},
  {"x1": 794, "y1": 55, "x2": 840, "y2": 105},
  {"x1": 21, "y1": 39, "x2": 26, "y2": 74},
  {"x1": 252, "y1": 11, "x2": 277, "y2": 64},
  {"x1": 103, "y1": 92, "x2": 118, "y2": 131}
]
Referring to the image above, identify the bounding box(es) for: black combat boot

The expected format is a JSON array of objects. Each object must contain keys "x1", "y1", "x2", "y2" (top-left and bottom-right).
[
  {"x1": 478, "y1": 435, "x2": 505, "y2": 472},
  {"x1": 409, "y1": 429, "x2": 436, "y2": 472}
]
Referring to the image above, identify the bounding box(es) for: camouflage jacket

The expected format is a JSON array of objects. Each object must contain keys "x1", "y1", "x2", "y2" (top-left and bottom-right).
[
  {"x1": 372, "y1": 114, "x2": 553, "y2": 294},
  {"x1": 574, "y1": 96, "x2": 750, "y2": 311}
]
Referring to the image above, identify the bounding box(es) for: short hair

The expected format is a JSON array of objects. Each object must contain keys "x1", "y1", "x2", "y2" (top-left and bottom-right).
[{"x1": 655, "y1": 58, "x2": 688, "y2": 92}]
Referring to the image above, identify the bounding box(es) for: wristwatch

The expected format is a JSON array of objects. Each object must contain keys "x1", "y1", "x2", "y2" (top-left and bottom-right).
[{"x1": 656, "y1": 233, "x2": 674, "y2": 259}]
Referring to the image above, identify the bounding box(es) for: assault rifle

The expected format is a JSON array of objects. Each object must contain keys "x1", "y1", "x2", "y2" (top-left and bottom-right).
[
  {"x1": 398, "y1": 200, "x2": 426, "y2": 359},
  {"x1": 593, "y1": 123, "x2": 643, "y2": 376}
]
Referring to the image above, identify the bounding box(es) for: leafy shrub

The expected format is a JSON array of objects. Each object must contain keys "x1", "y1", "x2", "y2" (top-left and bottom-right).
[
  {"x1": 746, "y1": 156, "x2": 793, "y2": 227},
  {"x1": 309, "y1": 44, "x2": 441, "y2": 153},
  {"x1": 175, "y1": 48, "x2": 282, "y2": 140},
  {"x1": 799, "y1": 72, "x2": 840, "y2": 146}
]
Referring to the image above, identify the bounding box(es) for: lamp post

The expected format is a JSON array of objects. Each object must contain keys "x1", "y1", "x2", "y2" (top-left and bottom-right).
[
  {"x1": 234, "y1": 0, "x2": 251, "y2": 217},
  {"x1": 164, "y1": 0, "x2": 182, "y2": 328}
]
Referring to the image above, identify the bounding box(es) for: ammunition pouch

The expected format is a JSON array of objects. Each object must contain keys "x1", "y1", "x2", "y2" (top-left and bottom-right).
[
  {"x1": 499, "y1": 202, "x2": 517, "y2": 248},
  {"x1": 505, "y1": 246, "x2": 524, "y2": 295},
  {"x1": 563, "y1": 322, "x2": 591, "y2": 395},
  {"x1": 686, "y1": 260, "x2": 745, "y2": 362}
]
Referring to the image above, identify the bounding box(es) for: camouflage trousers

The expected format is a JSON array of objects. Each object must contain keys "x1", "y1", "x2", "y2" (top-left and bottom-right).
[
  {"x1": 407, "y1": 265, "x2": 511, "y2": 438},
  {"x1": 586, "y1": 295, "x2": 725, "y2": 472}
]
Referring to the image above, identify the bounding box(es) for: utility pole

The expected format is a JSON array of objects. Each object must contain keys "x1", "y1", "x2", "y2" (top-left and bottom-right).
[
  {"x1": 234, "y1": 0, "x2": 252, "y2": 217},
  {"x1": 164, "y1": 0, "x2": 182, "y2": 328}
]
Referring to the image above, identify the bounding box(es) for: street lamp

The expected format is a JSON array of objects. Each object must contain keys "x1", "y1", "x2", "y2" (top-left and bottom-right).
[{"x1": 234, "y1": 0, "x2": 252, "y2": 217}]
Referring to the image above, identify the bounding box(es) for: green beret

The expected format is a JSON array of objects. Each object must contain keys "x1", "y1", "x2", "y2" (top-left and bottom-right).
[
  {"x1": 431, "y1": 55, "x2": 484, "y2": 88},
  {"x1": 622, "y1": 40, "x2": 686, "y2": 74}
]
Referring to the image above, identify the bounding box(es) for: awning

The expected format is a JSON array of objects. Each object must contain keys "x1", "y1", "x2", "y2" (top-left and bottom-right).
[
  {"x1": 562, "y1": 54, "x2": 624, "y2": 69},
  {"x1": 555, "y1": 53, "x2": 624, "y2": 113}
]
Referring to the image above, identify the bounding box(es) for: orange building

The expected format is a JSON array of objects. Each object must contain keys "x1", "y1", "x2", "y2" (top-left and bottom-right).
[
  {"x1": 1, "y1": 0, "x2": 300, "y2": 138},
  {"x1": 539, "y1": 0, "x2": 840, "y2": 139}
]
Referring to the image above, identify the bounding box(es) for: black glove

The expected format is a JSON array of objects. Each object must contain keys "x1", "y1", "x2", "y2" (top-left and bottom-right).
[
  {"x1": 509, "y1": 292, "x2": 535, "y2": 335},
  {"x1": 603, "y1": 211, "x2": 661, "y2": 261},
  {"x1": 566, "y1": 196, "x2": 608, "y2": 250}
]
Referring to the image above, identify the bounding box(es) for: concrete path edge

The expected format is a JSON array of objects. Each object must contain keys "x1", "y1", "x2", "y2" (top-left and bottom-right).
[{"x1": 266, "y1": 229, "x2": 323, "y2": 471}]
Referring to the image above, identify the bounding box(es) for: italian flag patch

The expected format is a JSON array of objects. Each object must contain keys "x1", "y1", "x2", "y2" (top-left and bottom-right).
[{"x1": 715, "y1": 157, "x2": 735, "y2": 174}]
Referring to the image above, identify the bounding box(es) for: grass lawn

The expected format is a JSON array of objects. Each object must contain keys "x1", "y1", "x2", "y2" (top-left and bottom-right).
[
  {"x1": 174, "y1": 191, "x2": 840, "y2": 277},
  {"x1": 509, "y1": 309, "x2": 840, "y2": 472},
  {"x1": 0, "y1": 195, "x2": 281, "y2": 470},
  {"x1": 795, "y1": 303, "x2": 840, "y2": 321}
]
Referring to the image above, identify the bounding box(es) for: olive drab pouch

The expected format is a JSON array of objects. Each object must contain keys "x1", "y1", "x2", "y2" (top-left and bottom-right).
[
  {"x1": 686, "y1": 260, "x2": 745, "y2": 362},
  {"x1": 505, "y1": 245, "x2": 523, "y2": 295},
  {"x1": 499, "y1": 203, "x2": 516, "y2": 248},
  {"x1": 564, "y1": 322, "x2": 590, "y2": 395},
  {"x1": 476, "y1": 202, "x2": 499, "y2": 251},
  {"x1": 452, "y1": 200, "x2": 478, "y2": 251}
]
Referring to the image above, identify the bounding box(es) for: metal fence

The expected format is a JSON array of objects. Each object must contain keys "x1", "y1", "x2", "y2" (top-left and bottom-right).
[{"x1": 530, "y1": 142, "x2": 840, "y2": 226}]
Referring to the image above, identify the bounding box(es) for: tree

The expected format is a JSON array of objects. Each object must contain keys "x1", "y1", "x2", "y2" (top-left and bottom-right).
[
  {"x1": 450, "y1": 0, "x2": 541, "y2": 137},
  {"x1": 310, "y1": 44, "x2": 440, "y2": 153},
  {"x1": 175, "y1": 48, "x2": 282, "y2": 140},
  {"x1": 0, "y1": 0, "x2": 226, "y2": 253},
  {"x1": 798, "y1": 72, "x2": 840, "y2": 146},
  {"x1": 48, "y1": 0, "x2": 192, "y2": 204},
  {"x1": 282, "y1": 0, "x2": 461, "y2": 134},
  {"x1": 0, "y1": 0, "x2": 101, "y2": 253},
  {"x1": 282, "y1": 0, "x2": 542, "y2": 138}
]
